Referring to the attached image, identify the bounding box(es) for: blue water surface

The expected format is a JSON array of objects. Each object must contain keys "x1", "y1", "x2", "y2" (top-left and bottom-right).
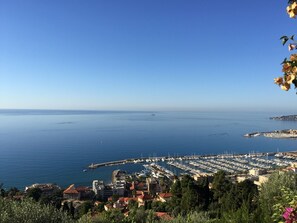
[{"x1": 0, "y1": 109, "x2": 296, "y2": 189}]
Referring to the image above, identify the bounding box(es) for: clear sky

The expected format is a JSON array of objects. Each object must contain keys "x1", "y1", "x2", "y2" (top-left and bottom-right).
[{"x1": 1, "y1": 0, "x2": 296, "y2": 112}]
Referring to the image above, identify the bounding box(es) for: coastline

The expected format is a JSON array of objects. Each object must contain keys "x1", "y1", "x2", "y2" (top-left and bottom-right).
[{"x1": 244, "y1": 129, "x2": 297, "y2": 139}]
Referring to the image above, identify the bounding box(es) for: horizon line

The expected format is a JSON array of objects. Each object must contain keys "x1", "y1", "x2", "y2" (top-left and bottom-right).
[{"x1": 0, "y1": 108, "x2": 294, "y2": 114}]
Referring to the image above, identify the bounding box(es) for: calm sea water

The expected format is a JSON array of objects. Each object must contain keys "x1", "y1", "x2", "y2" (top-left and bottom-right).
[{"x1": 1, "y1": 109, "x2": 297, "y2": 189}]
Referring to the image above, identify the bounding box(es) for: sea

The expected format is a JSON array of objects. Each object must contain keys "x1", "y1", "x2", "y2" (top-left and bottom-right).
[{"x1": 1, "y1": 109, "x2": 297, "y2": 190}]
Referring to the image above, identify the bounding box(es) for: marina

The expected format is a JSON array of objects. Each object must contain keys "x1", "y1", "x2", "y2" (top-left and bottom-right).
[{"x1": 88, "y1": 151, "x2": 297, "y2": 178}]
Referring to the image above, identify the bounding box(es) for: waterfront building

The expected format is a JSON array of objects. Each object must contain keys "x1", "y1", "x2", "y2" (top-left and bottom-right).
[
  {"x1": 92, "y1": 178, "x2": 126, "y2": 200},
  {"x1": 113, "y1": 180, "x2": 126, "y2": 197},
  {"x1": 92, "y1": 180, "x2": 105, "y2": 196},
  {"x1": 92, "y1": 180, "x2": 113, "y2": 201},
  {"x1": 92, "y1": 180, "x2": 106, "y2": 200},
  {"x1": 112, "y1": 169, "x2": 127, "y2": 184}
]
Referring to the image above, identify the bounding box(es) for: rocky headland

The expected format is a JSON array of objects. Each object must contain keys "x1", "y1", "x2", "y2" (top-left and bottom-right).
[
  {"x1": 244, "y1": 129, "x2": 297, "y2": 139},
  {"x1": 270, "y1": 115, "x2": 297, "y2": 121}
]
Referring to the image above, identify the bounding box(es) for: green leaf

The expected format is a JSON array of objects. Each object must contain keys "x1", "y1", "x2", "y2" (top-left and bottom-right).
[
  {"x1": 280, "y1": 36, "x2": 289, "y2": 45},
  {"x1": 282, "y1": 38, "x2": 289, "y2": 46},
  {"x1": 281, "y1": 58, "x2": 288, "y2": 64}
]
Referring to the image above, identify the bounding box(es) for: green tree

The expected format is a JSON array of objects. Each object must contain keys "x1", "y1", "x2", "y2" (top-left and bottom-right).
[
  {"x1": 128, "y1": 199, "x2": 138, "y2": 210},
  {"x1": 196, "y1": 177, "x2": 211, "y2": 210},
  {"x1": 26, "y1": 187, "x2": 42, "y2": 201},
  {"x1": 6, "y1": 187, "x2": 20, "y2": 198},
  {"x1": 211, "y1": 171, "x2": 232, "y2": 203},
  {"x1": 146, "y1": 209, "x2": 158, "y2": 223},
  {"x1": 159, "y1": 211, "x2": 215, "y2": 223},
  {"x1": 39, "y1": 189, "x2": 63, "y2": 209},
  {"x1": 94, "y1": 202, "x2": 106, "y2": 213},
  {"x1": 127, "y1": 206, "x2": 147, "y2": 222},
  {"x1": 77, "y1": 201, "x2": 94, "y2": 219},
  {"x1": 0, "y1": 184, "x2": 5, "y2": 197},
  {"x1": 180, "y1": 175, "x2": 193, "y2": 194},
  {"x1": 236, "y1": 179, "x2": 258, "y2": 211},
  {"x1": 221, "y1": 179, "x2": 258, "y2": 213},
  {"x1": 258, "y1": 171, "x2": 297, "y2": 223},
  {"x1": 170, "y1": 179, "x2": 182, "y2": 215},
  {"x1": 220, "y1": 202, "x2": 256, "y2": 223},
  {"x1": 0, "y1": 197, "x2": 74, "y2": 223},
  {"x1": 86, "y1": 211, "x2": 111, "y2": 223},
  {"x1": 180, "y1": 180, "x2": 198, "y2": 213},
  {"x1": 106, "y1": 209, "x2": 125, "y2": 223},
  {"x1": 151, "y1": 201, "x2": 169, "y2": 212}
]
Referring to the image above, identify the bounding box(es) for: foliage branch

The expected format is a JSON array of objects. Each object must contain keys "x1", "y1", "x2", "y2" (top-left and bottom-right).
[{"x1": 274, "y1": 1, "x2": 297, "y2": 91}]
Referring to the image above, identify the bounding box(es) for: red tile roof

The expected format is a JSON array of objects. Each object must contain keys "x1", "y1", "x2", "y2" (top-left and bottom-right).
[
  {"x1": 117, "y1": 197, "x2": 137, "y2": 203},
  {"x1": 63, "y1": 184, "x2": 79, "y2": 194},
  {"x1": 158, "y1": 193, "x2": 172, "y2": 199},
  {"x1": 76, "y1": 186, "x2": 91, "y2": 192}
]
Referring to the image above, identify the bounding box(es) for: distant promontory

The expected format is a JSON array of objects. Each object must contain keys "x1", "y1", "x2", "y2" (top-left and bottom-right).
[
  {"x1": 244, "y1": 129, "x2": 297, "y2": 139},
  {"x1": 270, "y1": 115, "x2": 297, "y2": 121}
]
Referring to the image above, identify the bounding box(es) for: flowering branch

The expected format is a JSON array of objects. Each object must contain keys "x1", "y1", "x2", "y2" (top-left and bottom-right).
[{"x1": 274, "y1": 1, "x2": 297, "y2": 92}]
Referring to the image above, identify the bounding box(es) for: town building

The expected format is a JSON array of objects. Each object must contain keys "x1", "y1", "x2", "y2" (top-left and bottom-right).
[
  {"x1": 249, "y1": 168, "x2": 267, "y2": 176},
  {"x1": 92, "y1": 179, "x2": 124, "y2": 200},
  {"x1": 63, "y1": 184, "x2": 79, "y2": 200},
  {"x1": 146, "y1": 177, "x2": 161, "y2": 195},
  {"x1": 157, "y1": 193, "x2": 172, "y2": 203},
  {"x1": 63, "y1": 184, "x2": 94, "y2": 200}
]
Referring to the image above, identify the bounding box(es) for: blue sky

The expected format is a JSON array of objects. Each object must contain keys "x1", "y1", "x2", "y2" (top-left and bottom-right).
[{"x1": 0, "y1": 0, "x2": 296, "y2": 111}]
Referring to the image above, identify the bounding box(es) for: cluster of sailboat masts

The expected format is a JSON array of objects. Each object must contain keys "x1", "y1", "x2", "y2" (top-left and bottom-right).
[
  {"x1": 166, "y1": 156, "x2": 290, "y2": 175},
  {"x1": 139, "y1": 152, "x2": 297, "y2": 178},
  {"x1": 143, "y1": 163, "x2": 175, "y2": 179},
  {"x1": 131, "y1": 152, "x2": 278, "y2": 164}
]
